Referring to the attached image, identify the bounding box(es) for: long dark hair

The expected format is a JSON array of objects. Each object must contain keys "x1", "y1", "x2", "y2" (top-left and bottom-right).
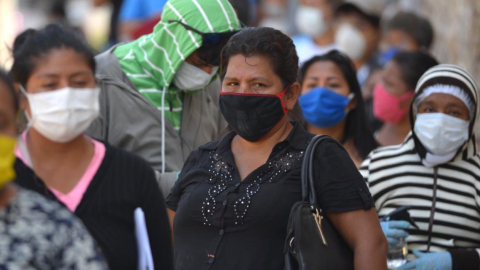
[
  {"x1": 299, "y1": 50, "x2": 379, "y2": 159},
  {"x1": 10, "y1": 24, "x2": 95, "y2": 87},
  {"x1": 391, "y1": 51, "x2": 439, "y2": 91}
]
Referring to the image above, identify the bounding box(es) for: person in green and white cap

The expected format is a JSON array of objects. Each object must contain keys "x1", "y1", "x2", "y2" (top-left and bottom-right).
[{"x1": 86, "y1": 0, "x2": 242, "y2": 197}]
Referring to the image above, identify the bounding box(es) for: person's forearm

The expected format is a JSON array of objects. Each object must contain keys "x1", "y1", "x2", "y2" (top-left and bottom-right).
[{"x1": 353, "y1": 237, "x2": 388, "y2": 270}]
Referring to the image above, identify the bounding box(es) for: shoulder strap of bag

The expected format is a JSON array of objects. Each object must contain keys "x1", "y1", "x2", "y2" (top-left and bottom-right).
[{"x1": 301, "y1": 135, "x2": 344, "y2": 209}]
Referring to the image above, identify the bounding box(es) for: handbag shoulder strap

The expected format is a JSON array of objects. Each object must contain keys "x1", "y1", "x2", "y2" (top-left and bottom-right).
[{"x1": 301, "y1": 135, "x2": 342, "y2": 209}]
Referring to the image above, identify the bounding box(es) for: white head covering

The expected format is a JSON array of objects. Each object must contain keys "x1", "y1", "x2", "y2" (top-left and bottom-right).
[
  {"x1": 414, "y1": 84, "x2": 475, "y2": 119},
  {"x1": 413, "y1": 64, "x2": 479, "y2": 167}
]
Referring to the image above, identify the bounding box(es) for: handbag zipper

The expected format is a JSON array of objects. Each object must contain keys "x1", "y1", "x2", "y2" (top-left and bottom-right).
[{"x1": 313, "y1": 208, "x2": 328, "y2": 246}]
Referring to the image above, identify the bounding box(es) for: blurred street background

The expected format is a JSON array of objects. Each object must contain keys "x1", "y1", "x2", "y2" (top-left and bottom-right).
[{"x1": 0, "y1": 0, "x2": 479, "y2": 81}]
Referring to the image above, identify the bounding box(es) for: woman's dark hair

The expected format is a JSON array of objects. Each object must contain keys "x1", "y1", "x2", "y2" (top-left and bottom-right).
[
  {"x1": 299, "y1": 50, "x2": 378, "y2": 159},
  {"x1": 10, "y1": 24, "x2": 95, "y2": 87},
  {"x1": 218, "y1": 27, "x2": 302, "y2": 133},
  {"x1": 391, "y1": 51, "x2": 439, "y2": 91},
  {"x1": 386, "y1": 12, "x2": 434, "y2": 50},
  {"x1": 220, "y1": 27, "x2": 299, "y2": 89},
  {"x1": 0, "y1": 69, "x2": 19, "y2": 112}
]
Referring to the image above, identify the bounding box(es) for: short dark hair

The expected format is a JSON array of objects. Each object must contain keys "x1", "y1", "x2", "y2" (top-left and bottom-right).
[
  {"x1": 335, "y1": 3, "x2": 380, "y2": 28},
  {"x1": 0, "y1": 69, "x2": 19, "y2": 113},
  {"x1": 10, "y1": 24, "x2": 95, "y2": 87},
  {"x1": 299, "y1": 50, "x2": 379, "y2": 159},
  {"x1": 220, "y1": 27, "x2": 299, "y2": 88},
  {"x1": 391, "y1": 51, "x2": 439, "y2": 91},
  {"x1": 386, "y1": 12, "x2": 434, "y2": 50}
]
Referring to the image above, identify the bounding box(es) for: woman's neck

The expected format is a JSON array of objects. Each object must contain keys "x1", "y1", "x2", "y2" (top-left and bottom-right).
[
  {"x1": 307, "y1": 120, "x2": 346, "y2": 142},
  {"x1": 378, "y1": 116, "x2": 411, "y2": 146},
  {"x1": 233, "y1": 118, "x2": 293, "y2": 155},
  {"x1": 313, "y1": 27, "x2": 334, "y2": 47},
  {"x1": 26, "y1": 129, "x2": 92, "y2": 168}
]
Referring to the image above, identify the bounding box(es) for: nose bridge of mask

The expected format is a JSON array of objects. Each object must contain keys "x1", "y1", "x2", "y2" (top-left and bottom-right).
[{"x1": 221, "y1": 87, "x2": 289, "y2": 115}]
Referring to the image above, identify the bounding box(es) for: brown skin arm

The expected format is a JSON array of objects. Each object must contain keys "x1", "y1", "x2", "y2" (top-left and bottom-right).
[
  {"x1": 92, "y1": 0, "x2": 111, "y2": 7},
  {"x1": 167, "y1": 208, "x2": 175, "y2": 242},
  {"x1": 327, "y1": 208, "x2": 388, "y2": 270}
]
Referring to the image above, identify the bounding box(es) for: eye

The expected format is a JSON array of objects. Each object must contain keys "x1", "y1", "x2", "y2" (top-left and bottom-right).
[
  {"x1": 226, "y1": 82, "x2": 239, "y2": 87},
  {"x1": 447, "y1": 110, "x2": 461, "y2": 117},
  {"x1": 253, "y1": 83, "x2": 266, "y2": 88},
  {"x1": 328, "y1": 83, "x2": 340, "y2": 89},
  {"x1": 421, "y1": 107, "x2": 435, "y2": 113},
  {"x1": 42, "y1": 83, "x2": 56, "y2": 88},
  {"x1": 73, "y1": 81, "x2": 88, "y2": 87}
]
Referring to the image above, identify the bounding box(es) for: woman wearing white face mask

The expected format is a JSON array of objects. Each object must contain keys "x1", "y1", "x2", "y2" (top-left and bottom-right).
[
  {"x1": 361, "y1": 64, "x2": 480, "y2": 270},
  {"x1": 292, "y1": 0, "x2": 342, "y2": 64},
  {"x1": 10, "y1": 24, "x2": 173, "y2": 270}
]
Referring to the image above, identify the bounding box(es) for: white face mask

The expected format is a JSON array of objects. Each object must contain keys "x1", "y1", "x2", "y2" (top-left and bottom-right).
[
  {"x1": 414, "y1": 113, "x2": 470, "y2": 155},
  {"x1": 335, "y1": 23, "x2": 366, "y2": 60},
  {"x1": 21, "y1": 86, "x2": 100, "y2": 143},
  {"x1": 295, "y1": 5, "x2": 327, "y2": 38},
  {"x1": 173, "y1": 62, "x2": 219, "y2": 91}
]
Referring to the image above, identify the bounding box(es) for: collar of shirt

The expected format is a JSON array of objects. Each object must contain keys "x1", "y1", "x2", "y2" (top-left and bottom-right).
[{"x1": 199, "y1": 121, "x2": 312, "y2": 166}]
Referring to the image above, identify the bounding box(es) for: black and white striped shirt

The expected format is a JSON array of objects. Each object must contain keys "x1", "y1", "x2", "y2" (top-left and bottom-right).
[{"x1": 360, "y1": 133, "x2": 480, "y2": 269}]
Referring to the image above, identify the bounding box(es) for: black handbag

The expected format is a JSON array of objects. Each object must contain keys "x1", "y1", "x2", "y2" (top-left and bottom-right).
[{"x1": 284, "y1": 135, "x2": 354, "y2": 270}]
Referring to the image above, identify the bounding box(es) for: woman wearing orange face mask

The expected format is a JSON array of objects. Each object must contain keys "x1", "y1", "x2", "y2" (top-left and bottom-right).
[{"x1": 373, "y1": 51, "x2": 438, "y2": 146}]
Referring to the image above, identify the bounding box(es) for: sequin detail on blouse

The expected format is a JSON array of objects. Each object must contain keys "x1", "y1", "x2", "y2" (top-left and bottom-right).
[
  {"x1": 201, "y1": 148, "x2": 304, "y2": 226},
  {"x1": 202, "y1": 152, "x2": 234, "y2": 226}
]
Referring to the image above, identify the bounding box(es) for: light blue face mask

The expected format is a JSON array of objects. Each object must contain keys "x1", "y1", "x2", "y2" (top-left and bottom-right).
[{"x1": 299, "y1": 87, "x2": 354, "y2": 128}]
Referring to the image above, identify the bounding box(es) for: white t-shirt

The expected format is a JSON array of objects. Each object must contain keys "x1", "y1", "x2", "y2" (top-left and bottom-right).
[{"x1": 292, "y1": 34, "x2": 337, "y2": 65}]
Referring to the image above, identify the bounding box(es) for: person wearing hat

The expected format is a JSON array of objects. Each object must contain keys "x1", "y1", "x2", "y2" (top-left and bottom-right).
[
  {"x1": 87, "y1": 0, "x2": 241, "y2": 197},
  {"x1": 334, "y1": 0, "x2": 384, "y2": 86},
  {"x1": 361, "y1": 64, "x2": 480, "y2": 270}
]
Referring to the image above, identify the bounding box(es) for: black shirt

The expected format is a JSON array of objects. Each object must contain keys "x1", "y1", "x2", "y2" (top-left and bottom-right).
[
  {"x1": 166, "y1": 122, "x2": 373, "y2": 270},
  {"x1": 14, "y1": 143, "x2": 173, "y2": 270}
]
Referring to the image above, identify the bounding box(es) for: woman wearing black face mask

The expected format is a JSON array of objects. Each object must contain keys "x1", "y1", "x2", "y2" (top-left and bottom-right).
[{"x1": 166, "y1": 27, "x2": 388, "y2": 270}]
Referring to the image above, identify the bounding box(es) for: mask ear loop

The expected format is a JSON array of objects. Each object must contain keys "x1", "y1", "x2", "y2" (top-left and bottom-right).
[
  {"x1": 345, "y1": 93, "x2": 355, "y2": 114},
  {"x1": 275, "y1": 86, "x2": 290, "y2": 115},
  {"x1": 19, "y1": 85, "x2": 34, "y2": 129}
]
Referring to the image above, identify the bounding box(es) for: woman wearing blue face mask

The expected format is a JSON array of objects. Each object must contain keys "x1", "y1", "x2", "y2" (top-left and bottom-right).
[
  {"x1": 299, "y1": 50, "x2": 378, "y2": 167},
  {"x1": 361, "y1": 64, "x2": 480, "y2": 270},
  {"x1": 10, "y1": 24, "x2": 173, "y2": 270}
]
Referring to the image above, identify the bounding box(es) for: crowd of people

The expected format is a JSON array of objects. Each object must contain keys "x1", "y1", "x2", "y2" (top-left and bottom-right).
[{"x1": 0, "y1": 0, "x2": 479, "y2": 269}]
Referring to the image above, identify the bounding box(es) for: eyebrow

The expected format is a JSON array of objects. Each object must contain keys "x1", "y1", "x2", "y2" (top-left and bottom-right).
[
  {"x1": 223, "y1": 76, "x2": 271, "y2": 82},
  {"x1": 446, "y1": 102, "x2": 468, "y2": 108},
  {"x1": 306, "y1": 75, "x2": 339, "y2": 80},
  {"x1": 36, "y1": 71, "x2": 92, "y2": 78}
]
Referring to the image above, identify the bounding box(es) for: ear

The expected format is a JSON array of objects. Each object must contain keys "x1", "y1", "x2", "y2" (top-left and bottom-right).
[{"x1": 285, "y1": 82, "x2": 301, "y2": 111}]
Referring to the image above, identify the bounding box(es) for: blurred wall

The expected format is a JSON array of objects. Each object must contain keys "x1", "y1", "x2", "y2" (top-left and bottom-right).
[
  {"x1": 0, "y1": 0, "x2": 19, "y2": 69},
  {"x1": 421, "y1": 0, "x2": 480, "y2": 82}
]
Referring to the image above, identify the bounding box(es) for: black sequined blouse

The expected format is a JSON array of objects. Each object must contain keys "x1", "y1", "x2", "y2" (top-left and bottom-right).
[{"x1": 166, "y1": 122, "x2": 373, "y2": 270}]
